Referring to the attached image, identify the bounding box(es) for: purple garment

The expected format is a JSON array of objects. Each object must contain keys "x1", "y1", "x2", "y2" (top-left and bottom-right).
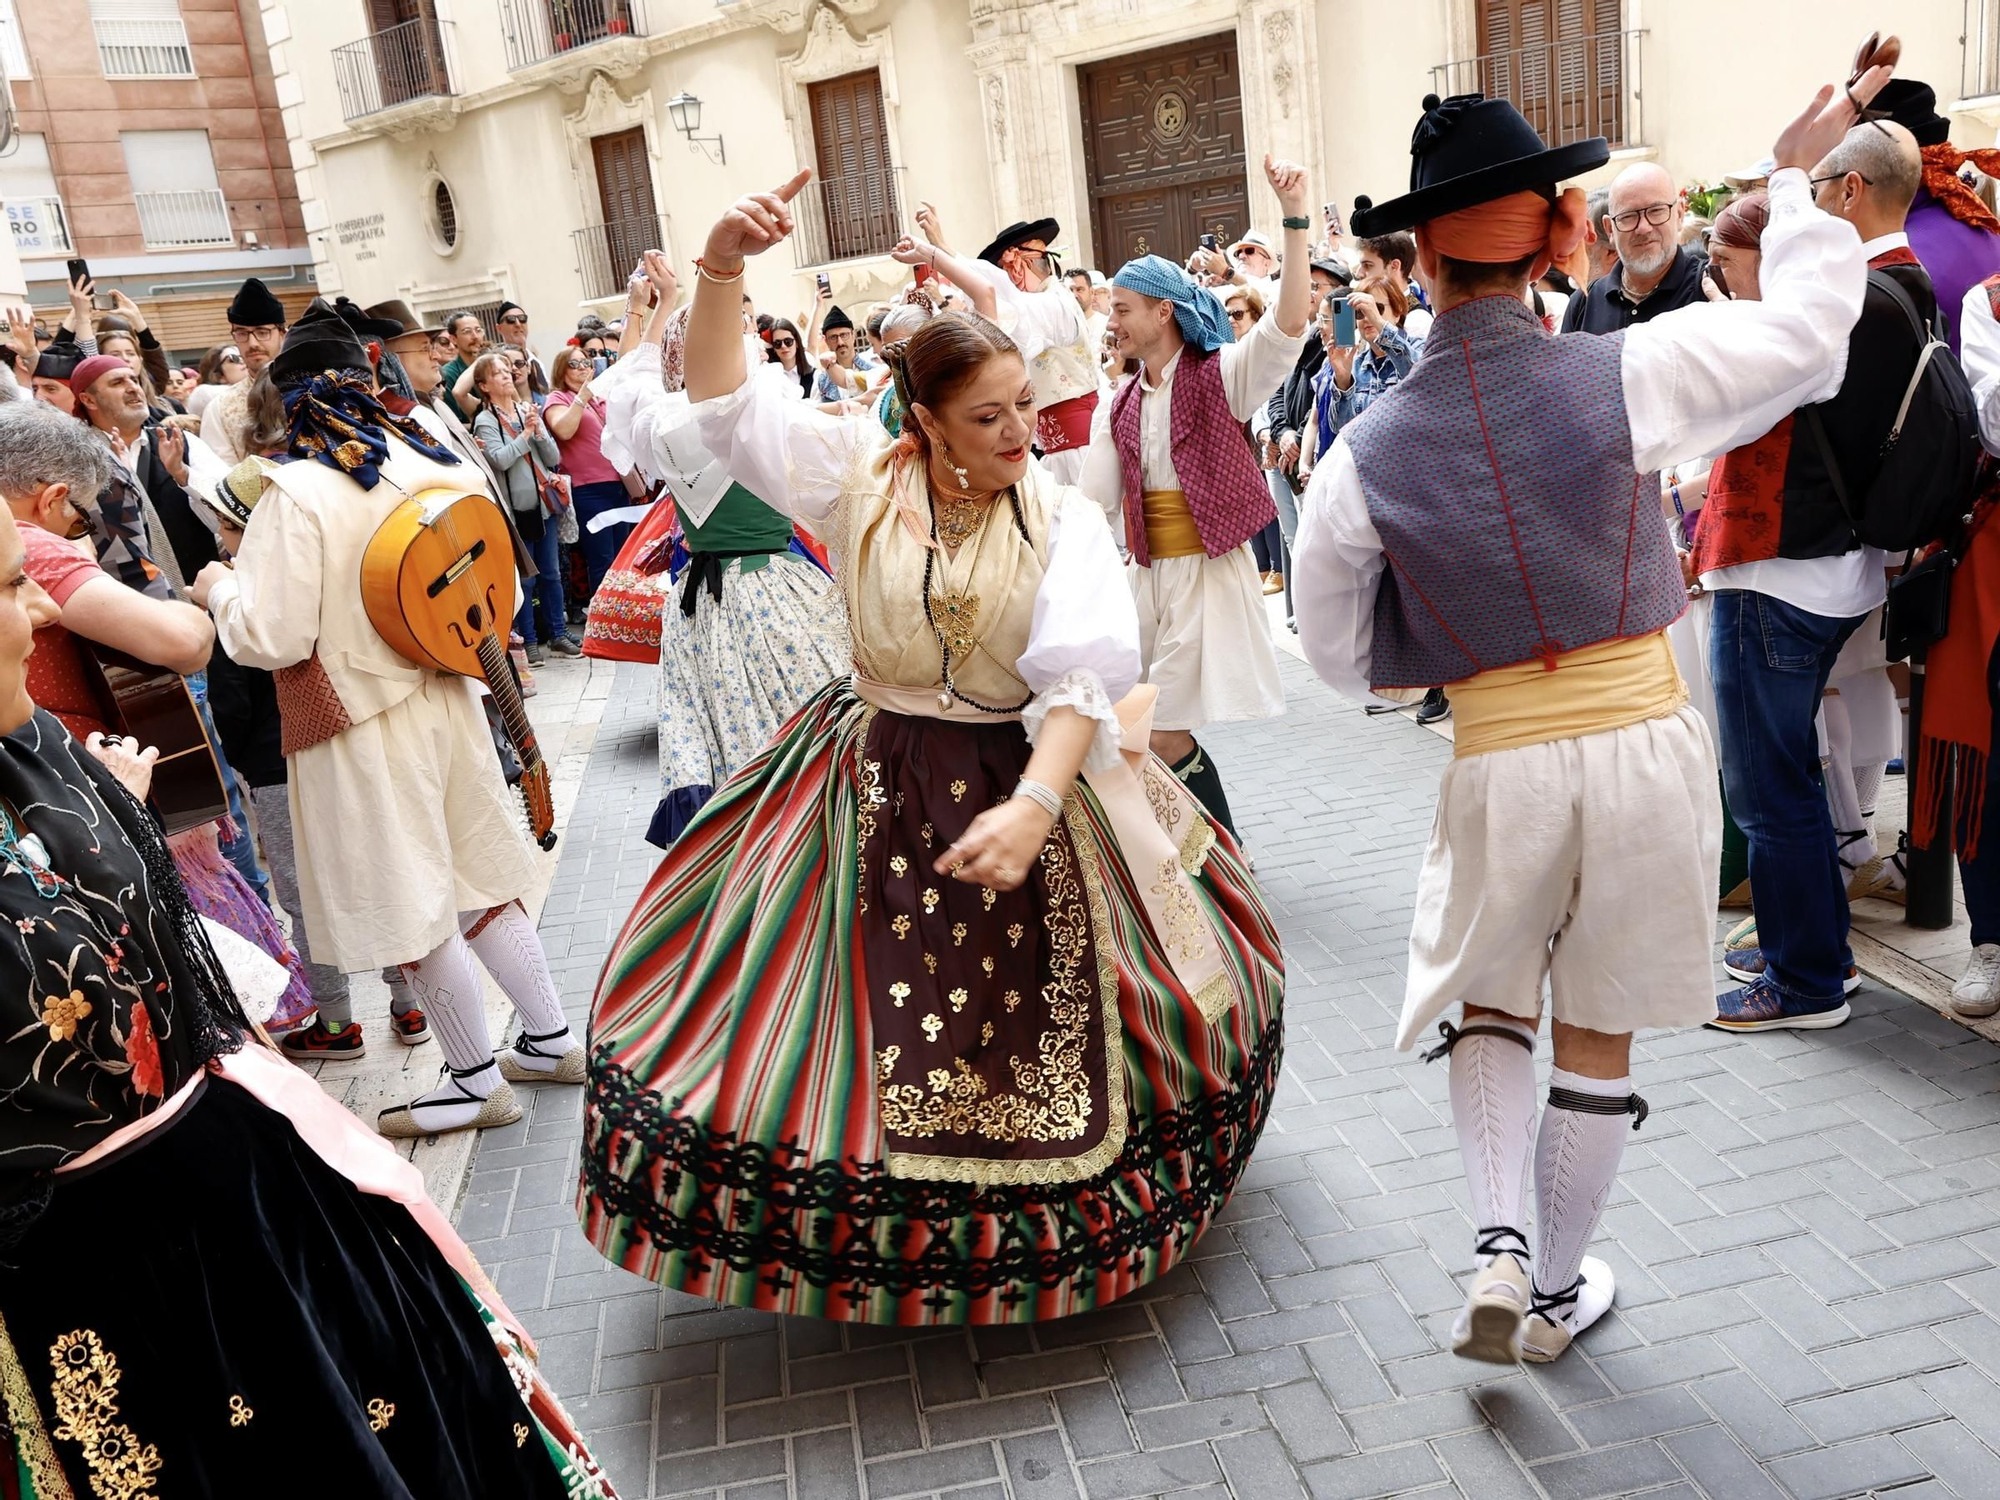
[
  {"x1": 1343, "y1": 296, "x2": 1686, "y2": 690},
  {"x1": 1109, "y1": 347, "x2": 1276, "y2": 567},
  {"x1": 1907, "y1": 188, "x2": 2000, "y2": 357}
]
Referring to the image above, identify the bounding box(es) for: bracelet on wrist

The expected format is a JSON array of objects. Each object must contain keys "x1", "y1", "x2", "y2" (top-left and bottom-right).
[
  {"x1": 696, "y1": 257, "x2": 745, "y2": 285},
  {"x1": 1281, "y1": 215, "x2": 1311, "y2": 231},
  {"x1": 1011, "y1": 778, "x2": 1064, "y2": 820}
]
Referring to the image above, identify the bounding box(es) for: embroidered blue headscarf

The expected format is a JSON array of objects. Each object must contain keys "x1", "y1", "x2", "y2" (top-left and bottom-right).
[{"x1": 1111, "y1": 255, "x2": 1236, "y2": 352}]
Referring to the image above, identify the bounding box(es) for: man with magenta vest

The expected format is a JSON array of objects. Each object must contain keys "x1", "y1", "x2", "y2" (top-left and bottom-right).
[
  {"x1": 1079, "y1": 154, "x2": 1308, "y2": 837},
  {"x1": 1292, "y1": 65, "x2": 1888, "y2": 1365}
]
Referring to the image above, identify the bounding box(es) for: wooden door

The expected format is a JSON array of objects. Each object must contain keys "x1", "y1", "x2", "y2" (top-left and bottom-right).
[
  {"x1": 592, "y1": 128, "x2": 656, "y2": 294},
  {"x1": 1080, "y1": 36, "x2": 1248, "y2": 272},
  {"x1": 1475, "y1": 0, "x2": 1624, "y2": 147},
  {"x1": 369, "y1": 0, "x2": 447, "y2": 105},
  {"x1": 809, "y1": 70, "x2": 899, "y2": 261}
]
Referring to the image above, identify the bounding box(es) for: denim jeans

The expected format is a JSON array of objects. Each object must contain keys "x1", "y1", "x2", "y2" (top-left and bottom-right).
[
  {"x1": 513, "y1": 521, "x2": 564, "y2": 645},
  {"x1": 1709, "y1": 589, "x2": 1865, "y2": 1004},
  {"x1": 571, "y1": 479, "x2": 633, "y2": 599}
]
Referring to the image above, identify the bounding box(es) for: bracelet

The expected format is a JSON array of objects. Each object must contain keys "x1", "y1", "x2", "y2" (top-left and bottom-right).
[
  {"x1": 696, "y1": 257, "x2": 745, "y2": 285},
  {"x1": 1011, "y1": 778, "x2": 1064, "y2": 820},
  {"x1": 1281, "y1": 215, "x2": 1311, "y2": 230}
]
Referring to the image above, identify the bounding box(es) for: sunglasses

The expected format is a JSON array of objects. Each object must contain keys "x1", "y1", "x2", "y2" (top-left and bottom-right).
[
  {"x1": 771, "y1": 337, "x2": 797, "y2": 349},
  {"x1": 499, "y1": 315, "x2": 527, "y2": 325}
]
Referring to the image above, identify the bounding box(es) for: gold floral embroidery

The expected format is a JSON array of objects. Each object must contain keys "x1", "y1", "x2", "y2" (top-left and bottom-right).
[
  {"x1": 514, "y1": 1422, "x2": 530, "y2": 1449},
  {"x1": 891, "y1": 915, "x2": 912, "y2": 940},
  {"x1": 921, "y1": 1012, "x2": 943, "y2": 1042},
  {"x1": 855, "y1": 721, "x2": 886, "y2": 911},
  {"x1": 889, "y1": 981, "x2": 911, "y2": 1007},
  {"x1": 0, "y1": 1310, "x2": 66, "y2": 1499},
  {"x1": 923, "y1": 953, "x2": 939, "y2": 974},
  {"x1": 922, "y1": 887, "x2": 940, "y2": 915},
  {"x1": 41, "y1": 990, "x2": 91, "y2": 1042},
  {"x1": 893, "y1": 791, "x2": 905, "y2": 814},
  {"x1": 920, "y1": 823, "x2": 934, "y2": 847},
  {"x1": 927, "y1": 1068, "x2": 952, "y2": 1093},
  {"x1": 950, "y1": 922, "x2": 967, "y2": 947},
  {"x1": 928, "y1": 589, "x2": 980, "y2": 661},
  {"x1": 367, "y1": 1398, "x2": 395, "y2": 1433},
  {"x1": 1151, "y1": 856, "x2": 1212, "y2": 965},
  {"x1": 889, "y1": 855, "x2": 909, "y2": 877},
  {"x1": 981, "y1": 887, "x2": 997, "y2": 911},
  {"x1": 981, "y1": 956, "x2": 995, "y2": 976},
  {"x1": 49, "y1": 1329, "x2": 162, "y2": 1498},
  {"x1": 1007, "y1": 923, "x2": 1025, "y2": 948},
  {"x1": 949, "y1": 779, "x2": 968, "y2": 802},
  {"x1": 982, "y1": 1021, "x2": 995, "y2": 1044},
  {"x1": 1003, "y1": 989, "x2": 1021, "y2": 1011},
  {"x1": 948, "y1": 987, "x2": 969, "y2": 1012},
  {"x1": 876, "y1": 1045, "x2": 902, "y2": 1080},
  {"x1": 228, "y1": 1395, "x2": 253, "y2": 1427}
]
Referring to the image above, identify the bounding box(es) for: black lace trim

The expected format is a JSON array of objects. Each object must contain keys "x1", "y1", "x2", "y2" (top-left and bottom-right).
[{"x1": 580, "y1": 1016, "x2": 1283, "y2": 1308}]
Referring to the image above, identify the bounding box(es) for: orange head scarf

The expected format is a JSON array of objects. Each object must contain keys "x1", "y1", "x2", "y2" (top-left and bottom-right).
[
  {"x1": 1922, "y1": 142, "x2": 2000, "y2": 234},
  {"x1": 1420, "y1": 187, "x2": 1592, "y2": 287}
]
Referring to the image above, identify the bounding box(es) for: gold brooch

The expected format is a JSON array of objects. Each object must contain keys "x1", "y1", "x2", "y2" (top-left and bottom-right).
[{"x1": 229, "y1": 1395, "x2": 253, "y2": 1428}]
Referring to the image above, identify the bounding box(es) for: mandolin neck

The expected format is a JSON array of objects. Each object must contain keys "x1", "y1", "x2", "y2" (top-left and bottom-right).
[{"x1": 473, "y1": 631, "x2": 543, "y2": 771}]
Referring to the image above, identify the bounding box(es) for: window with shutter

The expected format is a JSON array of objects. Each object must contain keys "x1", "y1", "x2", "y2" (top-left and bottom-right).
[
  {"x1": 1473, "y1": 0, "x2": 1624, "y2": 147},
  {"x1": 589, "y1": 128, "x2": 658, "y2": 299},
  {"x1": 807, "y1": 70, "x2": 899, "y2": 262}
]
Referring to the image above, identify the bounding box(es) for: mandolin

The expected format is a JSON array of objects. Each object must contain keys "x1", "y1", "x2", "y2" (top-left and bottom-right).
[
  {"x1": 360, "y1": 486, "x2": 558, "y2": 850},
  {"x1": 79, "y1": 646, "x2": 228, "y2": 836}
]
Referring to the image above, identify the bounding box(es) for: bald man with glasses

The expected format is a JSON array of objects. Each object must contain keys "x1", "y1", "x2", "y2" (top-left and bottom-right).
[{"x1": 1561, "y1": 162, "x2": 1710, "y2": 334}]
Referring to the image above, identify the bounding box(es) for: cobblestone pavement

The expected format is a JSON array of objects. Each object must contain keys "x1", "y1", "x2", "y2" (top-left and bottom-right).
[{"x1": 463, "y1": 658, "x2": 2000, "y2": 1500}]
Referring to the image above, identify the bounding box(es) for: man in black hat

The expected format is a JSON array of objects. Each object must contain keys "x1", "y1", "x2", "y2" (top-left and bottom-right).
[
  {"x1": 29, "y1": 340, "x2": 83, "y2": 414},
  {"x1": 202, "y1": 275, "x2": 288, "y2": 464},
  {"x1": 811, "y1": 302, "x2": 875, "y2": 402},
  {"x1": 191, "y1": 298, "x2": 584, "y2": 1138},
  {"x1": 1292, "y1": 64, "x2": 1893, "y2": 1365},
  {"x1": 890, "y1": 212, "x2": 1102, "y2": 482},
  {"x1": 1876, "y1": 77, "x2": 2000, "y2": 356}
]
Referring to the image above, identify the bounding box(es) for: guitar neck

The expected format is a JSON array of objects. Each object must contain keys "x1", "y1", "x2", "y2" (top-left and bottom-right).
[{"x1": 473, "y1": 632, "x2": 544, "y2": 771}]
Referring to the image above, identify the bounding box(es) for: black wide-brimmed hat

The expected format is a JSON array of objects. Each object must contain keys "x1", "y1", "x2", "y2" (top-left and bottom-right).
[
  {"x1": 269, "y1": 298, "x2": 371, "y2": 383},
  {"x1": 332, "y1": 296, "x2": 409, "y2": 340},
  {"x1": 1351, "y1": 93, "x2": 1609, "y2": 238},
  {"x1": 1874, "y1": 79, "x2": 1950, "y2": 148},
  {"x1": 978, "y1": 218, "x2": 1060, "y2": 265}
]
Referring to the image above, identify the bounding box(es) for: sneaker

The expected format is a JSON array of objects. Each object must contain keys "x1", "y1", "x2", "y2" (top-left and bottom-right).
[
  {"x1": 525, "y1": 642, "x2": 547, "y2": 666},
  {"x1": 1451, "y1": 1248, "x2": 1530, "y2": 1364},
  {"x1": 1723, "y1": 916, "x2": 1758, "y2": 952},
  {"x1": 547, "y1": 634, "x2": 583, "y2": 658},
  {"x1": 1708, "y1": 974, "x2": 1852, "y2": 1032},
  {"x1": 1722, "y1": 947, "x2": 1862, "y2": 995},
  {"x1": 1521, "y1": 1256, "x2": 1615, "y2": 1363},
  {"x1": 279, "y1": 1019, "x2": 366, "y2": 1060},
  {"x1": 1416, "y1": 687, "x2": 1451, "y2": 726},
  {"x1": 392, "y1": 1006, "x2": 431, "y2": 1046},
  {"x1": 1953, "y1": 945, "x2": 2000, "y2": 1018},
  {"x1": 1262, "y1": 571, "x2": 1285, "y2": 596}
]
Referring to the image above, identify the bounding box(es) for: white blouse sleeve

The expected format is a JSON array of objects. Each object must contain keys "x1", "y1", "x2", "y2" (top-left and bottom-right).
[
  {"x1": 690, "y1": 358, "x2": 877, "y2": 527},
  {"x1": 1018, "y1": 489, "x2": 1142, "y2": 773},
  {"x1": 1291, "y1": 439, "x2": 1388, "y2": 704},
  {"x1": 1962, "y1": 282, "x2": 2000, "y2": 455},
  {"x1": 206, "y1": 479, "x2": 324, "y2": 672}
]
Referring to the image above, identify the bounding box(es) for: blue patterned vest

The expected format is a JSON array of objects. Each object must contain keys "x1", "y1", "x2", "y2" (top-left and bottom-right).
[{"x1": 1343, "y1": 295, "x2": 1685, "y2": 689}]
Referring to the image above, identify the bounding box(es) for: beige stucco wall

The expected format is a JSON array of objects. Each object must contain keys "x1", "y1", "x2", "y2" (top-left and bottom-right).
[{"x1": 267, "y1": 0, "x2": 1987, "y2": 350}]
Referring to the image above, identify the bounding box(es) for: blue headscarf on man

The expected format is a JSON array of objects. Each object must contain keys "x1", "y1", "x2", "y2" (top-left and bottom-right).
[{"x1": 1110, "y1": 255, "x2": 1237, "y2": 353}]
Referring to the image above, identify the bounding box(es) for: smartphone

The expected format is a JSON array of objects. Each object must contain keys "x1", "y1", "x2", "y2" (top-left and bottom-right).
[
  {"x1": 1707, "y1": 260, "x2": 1731, "y2": 299},
  {"x1": 1332, "y1": 298, "x2": 1357, "y2": 346},
  {"x1": 1200, "y1": 233, "x2": 1219, "y2": 253},
  {"x1": 913, "y1": 261, "x2": 937, "y2": 288},
  {"x1": 1323, "y1": 201, "x2": 1344, "y2": 238},
  {"x1": 592, "y1": 354, "x2": 611, "y2": 376},
  {"x1": 816, "y1": 271, "x2": 831, "y2": 294},
  {"x1": 65, "y1": 257, "x2": 89, "y2": 291}
]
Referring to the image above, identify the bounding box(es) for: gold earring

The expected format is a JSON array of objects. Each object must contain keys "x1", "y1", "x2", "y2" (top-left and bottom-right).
[{"x1": 942, "y1": 445, "x2": 970, "y2": 489}]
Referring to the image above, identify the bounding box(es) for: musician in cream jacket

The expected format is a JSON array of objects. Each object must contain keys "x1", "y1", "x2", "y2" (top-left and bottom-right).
[{"x1": 192, "y1": 300, "x2": 584, "y2": 1138}]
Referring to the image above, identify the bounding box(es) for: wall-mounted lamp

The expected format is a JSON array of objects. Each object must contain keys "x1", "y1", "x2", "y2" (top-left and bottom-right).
[{"x1": 666, "y1": 92, "x2": 725, "y2": 165}]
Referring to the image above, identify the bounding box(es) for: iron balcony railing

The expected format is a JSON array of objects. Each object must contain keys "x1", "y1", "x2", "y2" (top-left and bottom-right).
[
  {"x1": 1968, "y1": 0, "x2": 2000, "y2": 99},
  {"x1": 5, "y1": 197, "x2": 72, "y2": 256},
  {"x1": 134, "y1": 188, "x2": 232, "y2": 249},
  {"x1": 1430, "y1": 27, "x2": 1646, "y2": 152},
  {"x1": 793, "y1": 166, "x2": 904, "y2": 267},
  {"x1": 501, "y1": 0, "x2": 647, "y2": 71},
  {"x1": 332, "y1": 16, "x2": 458, "y2": 124},
  {"x1": 93, "y1": 12, "x2": 195, "y2": 77},
  {"x1": 573, "y1": 213, "x2": 669, "y2": 301}
]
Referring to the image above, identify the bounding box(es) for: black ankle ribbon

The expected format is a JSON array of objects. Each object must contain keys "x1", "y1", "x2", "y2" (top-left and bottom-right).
[
  {"x1": 1475, "y1": 1225, "x2": 1529, "y2": 1261},
  {"x1": 1529, "y1": 1274, "x2": 1582, "y2": 1321},
  {"x1": 1546, "y1": 1085, "x2": 1649, "y2": 1130},
  {"x1": 1420, "y1": 1019, "x2": 1535, "y2": 1063}
]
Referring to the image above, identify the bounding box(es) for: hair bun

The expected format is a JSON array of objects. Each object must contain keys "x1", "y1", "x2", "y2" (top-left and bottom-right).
[
  {"x1": 1353, "y1": 194, "x2": 1374, "y2": 214},
  {"x1": 1421, "y1": 93, "x2": 1441, "y2": 111}
]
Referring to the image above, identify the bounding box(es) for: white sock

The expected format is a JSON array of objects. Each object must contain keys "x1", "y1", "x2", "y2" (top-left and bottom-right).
[
  {"x1": 461, "y1": 903, "x2": 573, "y2": 1071},
  {"x1": 1447, "y1": 1014, "x2": 1539, "y2": 1268},
  {"x1": 398, "y1": 935, "x2": 500, "y2": 1130},
  {"x1": 1534, "y1": 1068, "x2": 1636, "y2": 1322},
  {"x1": 1824, "y1": 696, "x2": 1876, "y2": 865},
  {"x1": 1853, "y1": 761, "x2": 1885, "y2": 822}
]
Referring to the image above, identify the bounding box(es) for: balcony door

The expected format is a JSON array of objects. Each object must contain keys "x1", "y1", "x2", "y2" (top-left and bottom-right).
[
  {"x1": 1474, "y1": 0, "x2": 1624, "y2": 148},
  {"x1": 592, "y1": 128, "x2": 656, "y2": 297},
  {"x1": 368, "y1": 0, "x2": 448, "y2": 105},
  {"x1": 808, "y1": 70, "x2": 899, "y2": 262}
]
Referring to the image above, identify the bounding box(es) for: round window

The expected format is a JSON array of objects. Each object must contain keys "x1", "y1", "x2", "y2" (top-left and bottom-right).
[{"x1": 428, "y1": 178, "x2": 459, "y2": 254}]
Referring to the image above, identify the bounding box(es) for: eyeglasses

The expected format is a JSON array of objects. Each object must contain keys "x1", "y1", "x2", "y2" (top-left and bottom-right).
[
  {"x1": 1809, "y1": 171, "x2": 1874, "y2": 192},
  {"x1": 1607, "y1": 202, "x2": 1677, "y2": 233}
]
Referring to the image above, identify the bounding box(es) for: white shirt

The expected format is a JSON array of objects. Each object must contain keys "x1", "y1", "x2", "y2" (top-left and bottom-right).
[
  {"x1": 1292, "y1": 166, "x2": 1870, "y2": 703},
  {"x1": 1962, "y1": 277, "x2": 2000, "y2": 454},
  {"x1": 1076, "y1": 308, "x2": 1306, "y2": 536},
  {"x1": 958, "y1": 260, "x2": 1092, "y2": 365}
]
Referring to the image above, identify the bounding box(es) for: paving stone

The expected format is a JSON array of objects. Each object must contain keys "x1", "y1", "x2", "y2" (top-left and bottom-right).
[
  {"x1": 1528, "y1": 1440, "x2": 1682, "y2": 1500},
  {"x1": 1897, "y1": 1418, "x2": 2000, "y2": 1497},
  {"x1": 865, "y1": 1442, "x2": 1001, "y2": 1498},
  {"x1": 1053, "y1": 1382, "x2": 1137, "y2": 1460},
  {"x1": 790, "y1": 1427, "x2": 864, "y2": 1500},
  {"x1": 1002, "y1": 1429, "x2": 1085, "y2": 1500},
  {"x1": 1129, "y1": 1392, "x2": 1266, "y2": 1448},
  {"x1": 1564, "y1": 1388, "x2": 1708, "y2": 1448},
  {"x1": 1793, "y1": 1377, "x2": 1944, "y2": 1444},
  {"x1": 1075, "y1": 1446, "x2": 1223, "y2": 1500},
  {"x1": 1660, "y1": 1424, "x2": 1787, "y2": 1500},
  {"x1": 1298, "y1": 1444, "x2": 1446, "y2": 1500},
  {"x1": 1213, "y1": 1428, "x2": 1310, "y2": 1500},
  {"x1": 1768, "y1": 1433, "x2": 1932, "y2": 1499}
]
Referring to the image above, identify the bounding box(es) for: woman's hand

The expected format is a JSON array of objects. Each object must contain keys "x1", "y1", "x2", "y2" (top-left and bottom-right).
[
  {"x1": 86, "y1": 733, "x2": 159, "y2": 802},
  {"x1": 1327, "y1": 343, "x2": 1358, "y2": 390},
  {"x1": 1264, "y1": 153, "x2": 1309, "y2": 219},
  {"x1": 936, "y1": 798, "x2": 1056, "y2": 893},
  {"x1": 1350, "y1": 288, "x2": 1385, "y2": 344},
  {"x1": 703, "y1": 170, "x2": 812, "y2": 268},
  {"x1": 890, "y1": 235, "x2": 935, "y2": 268},
  {"x1": 109, "y1": 289, "x2": 148, "y2": 333},
  {"x1": 641, "y1": 249, "x2": 677, "y2": 305}
]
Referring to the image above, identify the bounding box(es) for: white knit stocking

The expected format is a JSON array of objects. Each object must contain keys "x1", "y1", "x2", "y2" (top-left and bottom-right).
[
  {"x1": 1448, "y1": 1014, "x2": 1539, "y2": 1267},
  {"x1": 397, "y1": 933, "x2": 500, "y2": 1130},
  {"x1": 461, "y1": 902, "x2": 573, "y2": 1070},
  {"x1": 1533, "y1": 1068, "x2": 1633, "y2": 1320}
]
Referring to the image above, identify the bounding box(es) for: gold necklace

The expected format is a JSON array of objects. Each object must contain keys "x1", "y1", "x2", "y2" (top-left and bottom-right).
[{"x1": 933, "y1": 493, "x2": 989, "y2": 550}]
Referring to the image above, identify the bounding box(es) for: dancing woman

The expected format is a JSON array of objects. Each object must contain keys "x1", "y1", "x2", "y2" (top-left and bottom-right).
[{"x1": 578, "y1": 175, "x2": 1286, "y2": 1326}]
